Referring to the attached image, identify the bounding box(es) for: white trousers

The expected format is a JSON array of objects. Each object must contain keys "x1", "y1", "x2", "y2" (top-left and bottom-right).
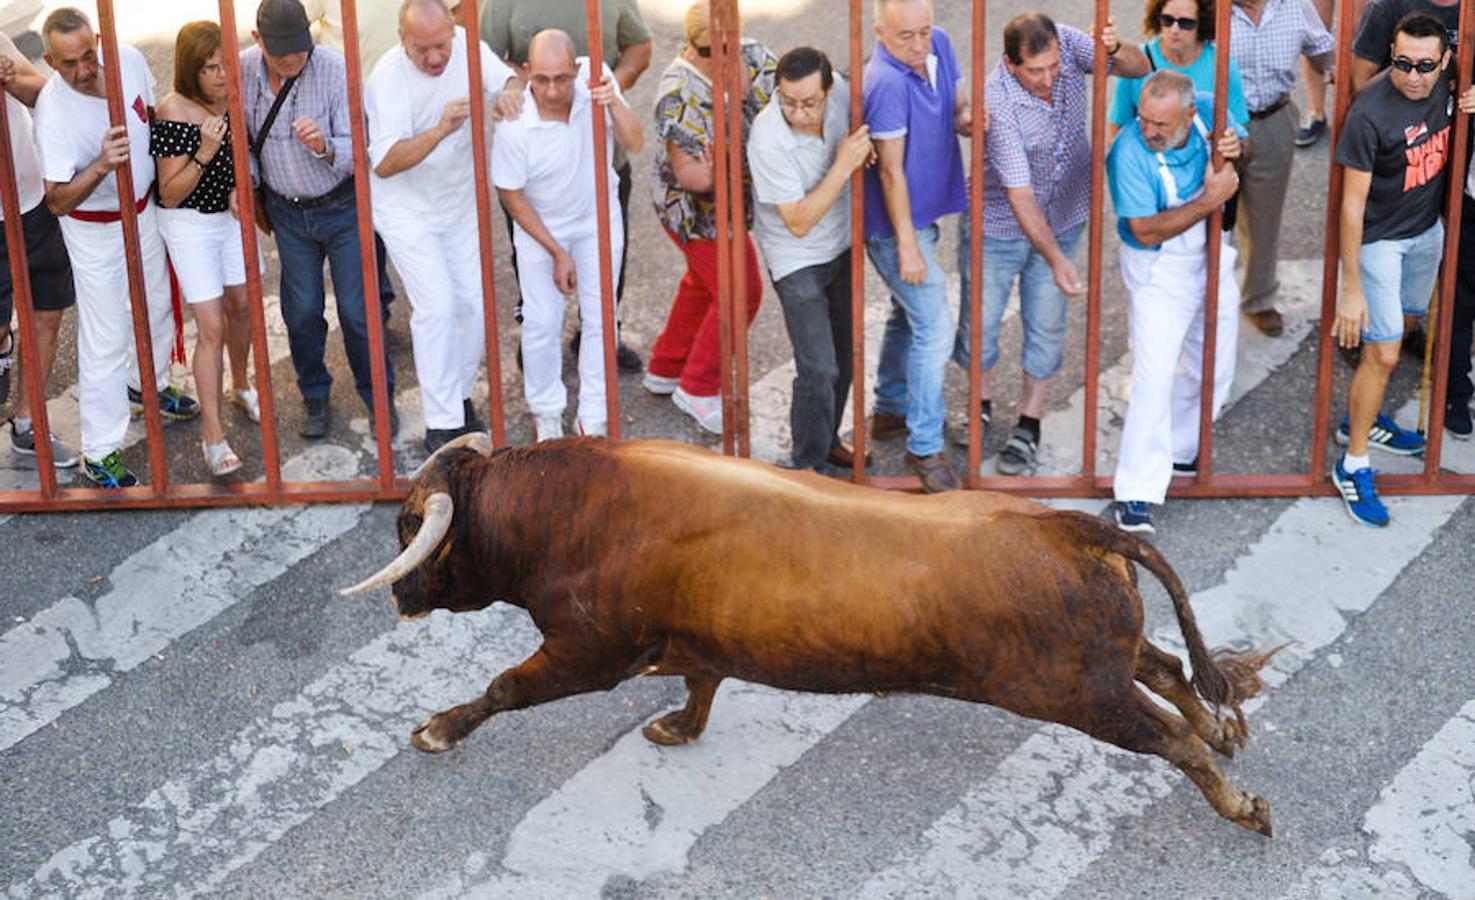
[
  {"x1": 379, "y1": 216, "x2": 486, "y2": 430},
  {"x1": 59, "y1": 202, "x2": 175, "y2": 460},
  {"x1": 516, "y1": 220, "x2": 623, "y2": 426},
  {"x1": 1114, "y1": 236, "x2": 1240, "y2": 503}
]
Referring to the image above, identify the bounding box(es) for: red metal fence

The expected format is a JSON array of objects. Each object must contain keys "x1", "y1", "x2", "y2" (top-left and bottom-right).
[{"x1": 1, "y1": 0, "x2": 1472, "y2": 514}]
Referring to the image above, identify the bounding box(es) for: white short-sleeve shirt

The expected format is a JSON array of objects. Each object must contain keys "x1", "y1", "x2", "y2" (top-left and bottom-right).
[
  {"x1": 748, "y1": 76, "x2": 852, "y2": 282},
  {"x1": 2, "y1": 95, "x2": 44, "y2": 220},
  {"x1": 491, "y1": 57, "x2": 620, "y2": 243},
  {"x1": 34, "y1": 43, "x2": 156, "y2": 214},
  {"x1": 366, "y1": 27, "x2": 515, "y2": 222}
]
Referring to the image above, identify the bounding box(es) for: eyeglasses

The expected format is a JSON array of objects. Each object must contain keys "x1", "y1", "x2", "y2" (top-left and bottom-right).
[
  {"x1": 777, "y1": 93, "x2": 825, "y2": 113},
  {"x1": 1158, "y1": 13, "x2": 1198, "y2": 31},
  {"x1": 1390, "y1": 56, "x2": 1441, "y2": 73},
  {"x1": 694, "y1": 44, "x2": 712, "y2": 58},
  {"x1": 530, "y1": 72, "x2": 577, "y2": 89}
]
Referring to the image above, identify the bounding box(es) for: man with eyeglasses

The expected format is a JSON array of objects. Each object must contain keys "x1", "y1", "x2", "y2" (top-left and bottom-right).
[
  {"x1": 1330, "y1": 11, "x2": 1475, "y2": 526},
  {"x1": 1106, "y1": 69, "x2": 1246, "y2": 534},
  {"x1": 365, "y1": 0, "x2": 522, "y2": 453},
  {"x1": 953, "y1": 12, "x2": 1146, "y2": 477},
  {"x1": 492, "y1": 29, "x2": 642, "y2": 440},
  {"x1": 747, "y1": 46, "x2": 874, "y2": 473}
]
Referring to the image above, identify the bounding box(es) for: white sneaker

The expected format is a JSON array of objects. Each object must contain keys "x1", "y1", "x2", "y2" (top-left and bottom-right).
[
  {"x1": 642, "y1": 372, "x2": 679, "y2": 395},
  {"x1": 673, "y1": 387, "x2": 722, "y2": 434},
  {"x1": 533, "y1": 414, "x2": 564, "y2": 442},
  {"x1": 578, "y1": 418, "x2": 607, "y2": 437}
]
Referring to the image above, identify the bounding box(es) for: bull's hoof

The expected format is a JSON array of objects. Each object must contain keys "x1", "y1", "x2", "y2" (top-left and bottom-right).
[
  {"x1": 1207, "y1": 716, "x2": 1241, "y2": 759},
  {"x1": 410, "y1": 719, "x2": 458, "y2": 753},
  {"x1": 642, "y1": 712, "x2": 702, "y2": 746},
  {"x1": 1239, "y1": 794, "x2": 1273, "y2": 838}
]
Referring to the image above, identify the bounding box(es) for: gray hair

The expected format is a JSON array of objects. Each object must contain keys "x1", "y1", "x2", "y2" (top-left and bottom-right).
[
  {"x1": 398, "y1": 0, "x2": 452, "y2": 30},
  {"x1": 1140, "y1": 69, "x2": 1195, "y2": 113},
  {"x1": 42, "y1": 7, "x2": 92, "y2": 53},
  {"x1": 874, "y1": 0, "x2": 933, "y2": 25}
]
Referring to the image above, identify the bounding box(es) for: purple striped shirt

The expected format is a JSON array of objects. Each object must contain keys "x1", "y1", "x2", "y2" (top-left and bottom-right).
[{"x1": 240, "y1": 45, "x2": 355, "y2": 199}]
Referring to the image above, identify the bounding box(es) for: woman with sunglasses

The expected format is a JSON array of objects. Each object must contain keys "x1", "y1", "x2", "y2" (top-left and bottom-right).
[{"x1": 1108, "y1": 0, "x2": 1249, "y2": 137}]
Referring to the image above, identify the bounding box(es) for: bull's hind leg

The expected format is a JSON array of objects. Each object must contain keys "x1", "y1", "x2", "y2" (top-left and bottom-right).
[
  {"x1": 1087, "y1": 686, "x2": 1272, "y2": 837},
  {"x1": 411, "y1": 645, "x2": 624, "y2": 753},
  {"x1": 643, "y1": 676, "x2": 722, "y2": 746},
  {"x1": 1135, "y1": 640, "x2": 1244, "y2": 757}
]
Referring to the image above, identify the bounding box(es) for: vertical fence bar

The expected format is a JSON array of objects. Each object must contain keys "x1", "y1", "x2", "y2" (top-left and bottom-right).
[
  {"x1": 97, "y1": 0, "x2": 168, "y2": 496},
  {"x1": 848, "y1": 0, "x2": 867, "y2": 485},
  {"x1": 219, "y1": 0, "x2": 283, "y2": 499},
  {"x1": 722, "y1": 0, "x2": 751, "y2": 457},
  {"x1": 1425, "y1": 1, "x2": 1475, "y2": 478},
  {"x1": 583, "y1": 0, "x2": 623, "y2": 439},
  {"x1": 1082, "y1": 0, "x2": 1110, "y2": 484},
  {"x1": 964, "y1": 0, "x2": 985, "y2": 487},
  {"x1": 1311, "y1": 0, "x2": 1358, "y2": 479},
  {"x1": 1193, "y1": 0, "x2": 1233, "y2": 485},
  {"x1": 339, "y1": 0, "x2": 395, "y2": 490},
  {"x1": 0, "y1": 94, "x2": 57, "y2": 493},
  {"x1": 460, "y1": 0, "x2": 508, "y2": 446},
  {"x1": 710, "y1": 0, "x2": 736, "y2": 456}
]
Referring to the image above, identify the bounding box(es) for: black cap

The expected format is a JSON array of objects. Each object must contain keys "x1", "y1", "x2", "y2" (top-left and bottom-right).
[{"x1": 256, "y1": 0, "x2": 313, "y2": 56}]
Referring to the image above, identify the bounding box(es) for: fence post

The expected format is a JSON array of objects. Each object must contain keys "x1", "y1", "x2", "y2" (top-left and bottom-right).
[{"x1": 583, "y1": 0, "x2": 623, "y2": 439}]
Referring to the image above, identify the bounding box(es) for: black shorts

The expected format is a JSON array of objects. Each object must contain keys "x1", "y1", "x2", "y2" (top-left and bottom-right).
[{"x1": 0, "y1": 203, "x2": 75, "y2": 324}]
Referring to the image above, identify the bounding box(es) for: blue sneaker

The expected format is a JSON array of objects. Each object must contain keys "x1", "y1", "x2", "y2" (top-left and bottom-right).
[
  {"x1": 127, "y1": 384, "x2": 200, "y2": 421},
  {"x1": 1335, "y1": 413, "x2": 1424, "y2": 456},
  {"x1": 1330, "y1": 458, "x2": 1388, "y2": 527},
  {"x1": 1113, "y1": 500, "x2": 1155, "y2": 534},
  {"x1": 81, "y1": 450, "x2": 139, "y2": 488}
]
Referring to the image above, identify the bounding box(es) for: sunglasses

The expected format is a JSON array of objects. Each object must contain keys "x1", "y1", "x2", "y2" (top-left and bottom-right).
[
  {"x1": 1158, "y1": 13, "x2": 1198, "y2": 31},
  {"x1": 1390, "y1": 56, "x2": 1441, "y2": 73},
  {"x1": 694, "y1": 44, "x2": 712, "y2": 58}
]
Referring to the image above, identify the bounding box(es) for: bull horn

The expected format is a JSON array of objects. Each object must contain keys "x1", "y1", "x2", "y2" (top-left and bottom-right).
[
  {"x1": 339, "y1": 492, "x2": 455, "y2": 596},
  {"x1": 410, "y1": 431, "x2": 494, "y2": 479}
]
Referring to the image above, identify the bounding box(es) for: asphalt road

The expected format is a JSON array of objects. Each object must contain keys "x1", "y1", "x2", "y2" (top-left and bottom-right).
[{"x1": 3, "y1": 1, "x2": 1475, "y2": 898}]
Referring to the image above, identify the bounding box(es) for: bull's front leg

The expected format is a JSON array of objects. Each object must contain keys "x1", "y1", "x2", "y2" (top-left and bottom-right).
[
  {"x1": 642, "y1": 676, "x2": 722, "y2": 745},
  {"x1": 411, "y1": 645, "x2": 624, "y2": 753}
]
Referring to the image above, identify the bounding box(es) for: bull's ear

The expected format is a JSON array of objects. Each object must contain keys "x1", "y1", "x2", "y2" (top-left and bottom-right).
[
  {"x1": 411, "y1": 431, "x2": 495, "y2": 479},
  {"x1": 340, "y1": 493, "x2": 455, "y2": 596}
]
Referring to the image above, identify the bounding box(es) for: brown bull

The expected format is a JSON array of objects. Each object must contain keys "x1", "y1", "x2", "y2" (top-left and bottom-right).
[{"x1": 344, "y1": 435, "x2": 1278, "y2": 836}]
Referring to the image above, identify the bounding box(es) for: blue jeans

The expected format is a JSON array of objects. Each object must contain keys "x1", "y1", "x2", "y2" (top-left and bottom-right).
[
  {"x1": 264, "y1": 187, "x2": 393, "y2": 406},
  {"x1": 1358, "y1": 220, "x2": 1442, "y2": 344},
  {"x1": 953, "y1": 220, "x2": 1083, "y2": 380},
  {"x1": 866, "y1": 223, "x2": 953, "y2": 456}
]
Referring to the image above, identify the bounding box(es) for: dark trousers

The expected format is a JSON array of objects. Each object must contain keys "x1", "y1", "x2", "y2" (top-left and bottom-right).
[
  {"x1": 504, "y1": 161, "x2": 633, "y2": 315},
  {"x1": 1452, "y1": 196, "x2": 1475, "y2": 409},
  {"x1": 772, "y1": 250, "x2": 853, "y2": 470}
]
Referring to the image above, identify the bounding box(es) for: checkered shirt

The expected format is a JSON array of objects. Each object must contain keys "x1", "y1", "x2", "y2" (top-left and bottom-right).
[
  {"x1": 1230, "y1": 0, "x2": 1335, "y2": 113},
  {"x1": 240, "y1": 45, "x2": 356, "y2": 199}
]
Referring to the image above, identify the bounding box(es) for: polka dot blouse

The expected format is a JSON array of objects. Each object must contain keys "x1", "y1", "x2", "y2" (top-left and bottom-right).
[{"x1": 148, "y1": 115, "x2": 237, "y2": 214}]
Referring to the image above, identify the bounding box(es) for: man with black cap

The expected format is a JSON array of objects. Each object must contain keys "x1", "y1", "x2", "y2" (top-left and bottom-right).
[{"x1": 242, "y1": 0, "x2": 395, "y2": 439}]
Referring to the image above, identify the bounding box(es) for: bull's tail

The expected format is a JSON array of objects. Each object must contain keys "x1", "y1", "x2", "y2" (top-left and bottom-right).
[{"x1": 1049, "y1": 511, "x2": 1283, "y2": 710}]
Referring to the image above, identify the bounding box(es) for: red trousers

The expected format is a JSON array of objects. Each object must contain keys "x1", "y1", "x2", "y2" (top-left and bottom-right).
[{"x1": 647, "y1": 229, "x2": 763, "y2": 397}]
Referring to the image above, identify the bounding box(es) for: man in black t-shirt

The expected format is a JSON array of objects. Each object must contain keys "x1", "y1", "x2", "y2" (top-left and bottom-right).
[
  {"x1": 1332, "y1": 12, "x2": 1475, "y2": 526},
  {"x1": 1351, "y1": 0, "x2": 1460, "y2": 90}
]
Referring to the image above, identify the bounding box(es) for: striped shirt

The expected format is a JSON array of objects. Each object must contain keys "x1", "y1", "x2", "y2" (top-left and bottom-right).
[
  {"x1": 1230, "y1": 0, "x2": 1335, "y2": 113},
  {"x1": 239, "y1": 45, "x2": 355, "y2": 199},
  {"x1": 981, "y1": 24, "x2": 1102, "y2": 242}
]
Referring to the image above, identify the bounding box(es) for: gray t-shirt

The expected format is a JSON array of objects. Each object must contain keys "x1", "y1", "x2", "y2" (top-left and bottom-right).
[{"x1": 748, "y1": 78, "x2": 853, "y2": 282}]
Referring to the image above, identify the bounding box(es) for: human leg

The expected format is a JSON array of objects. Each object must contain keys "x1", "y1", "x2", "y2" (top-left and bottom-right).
[
  {"x1": 320, "y1": 197, "x2": 394, "y2": 410},
  {"x1": 646, "y1": 232, "x2": 714, "y2": 382},
  {"x1": 1171, "y1": 240, "x2": 1242, "y2": 464},
  {"x1": 264, "y1": 192, "x2": 333, "y2": 402},
  {"x1": 570, "y1": 224, "x2": 621, "y2": 430},
  {"x1": 382, "y1": 224, "x2": 464, "y2": 430},
  {"x1": 1238, "y1": 104, "x2": 1296, "y2": 321},
  {"x1": 677, "y1": 235, "x2": 762, "y2": 397},
  {"x1": 61, "y1": 219, "x2": 134, "y2": 462},
  {"x1": 775, "y1": 259, "x2": 846, "y2": 469},
  {"x1": 515, "y1": 236, "x2": 568, "y2": 420}
]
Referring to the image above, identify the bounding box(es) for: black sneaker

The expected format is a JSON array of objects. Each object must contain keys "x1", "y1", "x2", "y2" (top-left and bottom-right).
[
  {"x1": 1402, "y1": 323, "x2": 1427, "y2": 361},
  {"x1": 1172, "y1": 456, "x2": 1199, "y2": 476},
  {"x1": 996, "y1": 426, "x2": 1038, "y2": 476},
  {"x1": 1295, "y1": 117, "x2": 1327, "y2": 148},
  {"x1": 462, "y1": 398, "x2": 485, "y2": 433},
  {"x1": 301, "y1": 396, "x2": 331, "y2": 439},
  {"x1": 423, "y1": 427, "x2": 462, "y2": 454},
  {"x1": 569, "y1": 329, "x2": 645, "y2": 374},
  {"x1": 127, "y1": 385, "x2": 200, "y2": 421},
  {"x1": 1446, "y1": 403, "x2": 1473, "y2": 440}
]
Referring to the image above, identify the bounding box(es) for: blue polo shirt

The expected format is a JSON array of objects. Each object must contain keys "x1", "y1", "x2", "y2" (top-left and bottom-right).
[
  {"x1": 1107, "y1": 94, "x2": 1245, "y2": 251},
  {"x1": 862, "y1": 27, "x2": 968, "y2": 239}
]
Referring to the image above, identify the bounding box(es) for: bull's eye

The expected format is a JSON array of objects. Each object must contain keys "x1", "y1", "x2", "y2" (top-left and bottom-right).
[{"x1": 399, "y1": 514, "x2": 424, "y2": 545}]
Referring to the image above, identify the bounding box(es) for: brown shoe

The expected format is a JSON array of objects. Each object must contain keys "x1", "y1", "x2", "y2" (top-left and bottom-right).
[
  {"x1": 869, "y1": 411, "x2": 907, "y2": 441},
  {"x1": 826, "y1": 439, "x2": 873, "y2": 469},
  {"x1": 905, "y1": 451, "x2": 960, "y2": 493},
  {"x1": 1247, "y1": 308, "x2": 1284, "y2": 337}
]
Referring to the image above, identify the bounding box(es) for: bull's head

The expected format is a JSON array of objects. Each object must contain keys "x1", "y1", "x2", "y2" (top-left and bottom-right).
[{"x1": 339, "y1": 432, "x2": 495, "y2": 618}]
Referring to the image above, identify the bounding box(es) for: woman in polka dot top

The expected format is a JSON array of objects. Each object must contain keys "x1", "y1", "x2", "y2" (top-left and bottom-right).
[{"x1": 150, "y1": 20, "x2": 264, "y2": 478}]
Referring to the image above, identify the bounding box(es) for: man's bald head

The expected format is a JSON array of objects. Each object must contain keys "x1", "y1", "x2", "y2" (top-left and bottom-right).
[
  {"x1": 398, "y1": 0, "x2": 454, "y2": 76},
  {"x1": 528, "y1": 29, "x2": 577, "y2": 71},
  {"x1": 527, "y1": 29, "x2": 579, "y2": 120}
]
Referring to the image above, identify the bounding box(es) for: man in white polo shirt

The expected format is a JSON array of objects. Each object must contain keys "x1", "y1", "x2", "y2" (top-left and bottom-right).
[
  {"x1": 748, "y1": 46, "x2": 873, "y2": 472},
  {"x1": 365, "y1": 0, "x2": 521, "y2": 453},
  {"x1": 491, "y1": 28, "x2": 642, "y2": 440},
  {"x1": 34, "y1": 7, "x2": 197, "y2": 489}
]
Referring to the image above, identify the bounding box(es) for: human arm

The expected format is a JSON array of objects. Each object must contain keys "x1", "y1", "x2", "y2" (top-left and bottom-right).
[
  {"x1": 43, "y1": 125, "x2": 131, "y2": 216},
  {"x1": 0, "y1": 32, "x2": 47, "y2": 106},
  {"x1": 767, "y1": 125, "x2": 872, "y2": 238},
  {"x1": 1007, "y1": 187, "x2": 1085, "y2": 295},
  {"x1": 372, "y1": 98, "x2": 471, "y2": 177},
  {"x1": 1334, "y1": 168, "x2": 1371, "y2": 348},
  {"x1": 156, "y1": 109, "x2": 228, "y2": 208},
  {"x1": 1091, "y1": 18, "x2": 1149, "y2": 79},
  {"x1": 612, "y1": 41, "x2": 651, "y2": 92},
  {"x1": 499, "y1": 187, "x2": 576, "y2": 293},
  {"x1": 874, "y1": 136, "x2": 926, "y2": 283},
  {"x1": 302, "y1": 50, "x2": 354, "y2": 177},
  {"x1": 667, "y1": 141, "x2": 715, "y2": 193},
  {"x1": 591, "y1": 70, "x2": 642, "y2": 153},
  {"x1": 1124, "y1": 149, "x2": 1240, "y2": 247},
  {"x1": 612, "y1": 0, "x2": 652, "y2": 91}
]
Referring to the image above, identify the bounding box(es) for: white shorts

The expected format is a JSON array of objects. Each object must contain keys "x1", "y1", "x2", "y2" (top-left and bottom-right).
[{"x1": 156, "y1": 206, "x2": 260, "y2": 304}]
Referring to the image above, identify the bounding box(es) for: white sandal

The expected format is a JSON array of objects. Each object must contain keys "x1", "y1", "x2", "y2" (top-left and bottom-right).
[
  {"x1": 228, "y1": 387, "x2": 261, "y2": 423},
  {"x1": 202, "y1": 439, "x2": 242, "y2": 477}
]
